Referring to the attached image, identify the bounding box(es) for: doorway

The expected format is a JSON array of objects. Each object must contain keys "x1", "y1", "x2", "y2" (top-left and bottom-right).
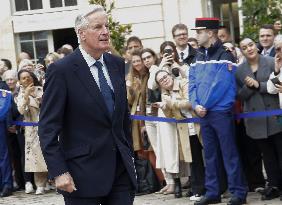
[
  {"x1": 212, "y1": 0, "x2": 240, "y2": 43},
  {"x1": 52, "y1": 28, "x2": 78, "y2": 51}
]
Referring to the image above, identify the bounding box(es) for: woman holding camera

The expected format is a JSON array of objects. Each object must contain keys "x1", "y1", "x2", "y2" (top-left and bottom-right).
[
  {"x1": 236, "y1": 38, "x2": 282, "y2": 201},
  {"x1": 147, "y1": 41, "x2": 187, "y2": 91},
  {"x1": 147, "y1": 42, "x2": 188, "y2": 198}
]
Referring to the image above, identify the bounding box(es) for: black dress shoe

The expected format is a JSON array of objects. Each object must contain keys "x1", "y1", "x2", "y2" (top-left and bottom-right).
[
  {"x1": 261, "y1": 187, "x2": 279, "y2": 200},
  {"x1": 227, "y1": 197, "x2": 246, "y2": 205},
  {"x1": 194, "y1": 196, "x2": 221, "y2": 205},
  {"x1": 174, "y1": 178, "x2": 182, "y2": 198},
  {"x1": 0, "y1": 186, "x2": 12, "y2": 197},
  {"x1": 185, "y1": 189, "x2": 193, "y2": 197}
]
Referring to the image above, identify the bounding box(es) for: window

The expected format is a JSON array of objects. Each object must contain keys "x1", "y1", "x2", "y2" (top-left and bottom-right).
[
  {"x1": 15, "y1": 0, "x2": 43, "y2": 11},
  {"x1": 50, "y1": 0, "x2": 77, "y2": 8},
  {"x1": 19, "y1": 31, "x2": 49, "y2": 63}
]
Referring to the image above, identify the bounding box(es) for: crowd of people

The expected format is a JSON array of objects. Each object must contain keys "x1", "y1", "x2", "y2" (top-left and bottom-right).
[
  {"x1": 0, "y1": 9, "x2": 282, "y2": 205},
  {"x1": 0, "y1": 44, "x2": 73, "y2": 197}
]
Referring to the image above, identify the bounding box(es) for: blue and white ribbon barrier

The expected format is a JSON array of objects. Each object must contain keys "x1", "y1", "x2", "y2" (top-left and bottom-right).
[{"x1": 12, "y1": 109, "x2": 282, "y2": 126}]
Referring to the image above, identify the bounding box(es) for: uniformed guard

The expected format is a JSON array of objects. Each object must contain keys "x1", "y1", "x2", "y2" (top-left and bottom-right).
[
  {"x1": 0, "y1": 88, "x2": 13, "y2": 197},
  {"x1": 189, "y1": 18, "x2": 248, "y2": 205}
]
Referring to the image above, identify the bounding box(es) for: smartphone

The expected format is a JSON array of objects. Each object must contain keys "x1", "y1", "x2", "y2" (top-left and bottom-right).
[
  {"x1": 271, "y1": 77, "x2": 281, "y2": 85},
  {"x1": 163, "y1": 48, "x2": 173, "y2": 64}
]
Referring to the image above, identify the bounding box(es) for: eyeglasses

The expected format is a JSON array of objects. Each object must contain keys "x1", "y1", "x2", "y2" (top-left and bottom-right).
[
  {"x1": 158, "y1": 74, "x2": 169, "y2": 84},
  {"x1": 142, "y1": 55, "x2": 153, "y2": 61},
  {"x1": 174, "y1": 33, "x2": 188, "y2": 38},
  {"x1": 275, "y1": 47, "x2": 282, "y2": 53}
]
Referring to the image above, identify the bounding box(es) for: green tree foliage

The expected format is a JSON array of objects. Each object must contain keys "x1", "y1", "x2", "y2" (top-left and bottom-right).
[
  {"x1": 89, "y1": 0, "x2": 132, "y2": 55},
  {"x1": 241, "y1": 0, "x2": 282, "y2": 41}
]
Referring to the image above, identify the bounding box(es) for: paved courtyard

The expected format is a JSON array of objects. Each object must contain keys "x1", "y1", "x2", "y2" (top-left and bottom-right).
[{"x1": 0, "y1": 191, "x2": 281, "y2": 205}]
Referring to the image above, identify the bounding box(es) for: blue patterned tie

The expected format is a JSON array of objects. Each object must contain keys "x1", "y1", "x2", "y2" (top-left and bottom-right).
[{"x1": 94, "y1": 61, "x2": 114, "y2": 115}]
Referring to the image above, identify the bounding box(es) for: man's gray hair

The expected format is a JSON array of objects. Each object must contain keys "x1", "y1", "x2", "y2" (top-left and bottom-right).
[
  {"x1": 274, "y1": 34, "x2": 282, "y2": 46},
  {"x1": 75, "y1": 5, "x2": 105, "y2": 34}
]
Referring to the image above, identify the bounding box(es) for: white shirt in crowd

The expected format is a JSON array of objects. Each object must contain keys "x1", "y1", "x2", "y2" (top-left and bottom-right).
[
  {"x1": 262, "y1": 46, "x2": 274, "y2": 56},
  {"x1": 267, "y1": 69, "x2": 282, "y2": 108},
  {"x1": 177, "y1": 45, "x2": 189, "y2": 63}
]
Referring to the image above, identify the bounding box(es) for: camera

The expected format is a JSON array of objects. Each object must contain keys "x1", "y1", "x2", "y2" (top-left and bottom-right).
[{"x1": 171, "y1": 67, "x2": 180, "y2": 77}]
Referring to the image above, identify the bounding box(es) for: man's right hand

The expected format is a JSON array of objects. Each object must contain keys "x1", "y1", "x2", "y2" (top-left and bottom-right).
[
  {"x1": 195, "y1": 105, "x2": 207, "y2": 117},
  {"x1": 55, "y1": 172, "x2": 77, "y2": 193}
]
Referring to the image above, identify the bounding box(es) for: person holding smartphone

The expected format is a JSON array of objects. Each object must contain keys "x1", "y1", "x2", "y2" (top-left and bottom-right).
[{"x1": 267, "y1": 35, "x2": 282, "y2": 107}]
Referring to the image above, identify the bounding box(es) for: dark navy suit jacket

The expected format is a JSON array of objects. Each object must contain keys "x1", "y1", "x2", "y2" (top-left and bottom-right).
[{"x1": 38, "y1": 48, "x2": 137, "y2": 198}]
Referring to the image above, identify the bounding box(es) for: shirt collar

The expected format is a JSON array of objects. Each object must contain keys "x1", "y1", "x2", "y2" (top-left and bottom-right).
[
  {"x1": 79, "y1": 45, "x2": 104, "y2": 67},
  {"x1": 177, "y1": 45, "x2": 189, "y2": 58},
  {"x1": 263, "y1": 45, "x2": 274, "y2": 55}
]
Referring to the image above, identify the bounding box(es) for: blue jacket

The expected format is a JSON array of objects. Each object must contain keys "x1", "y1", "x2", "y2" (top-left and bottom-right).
[{"x1": 189, "y1": 40, "x2": 237, "y2": 111}]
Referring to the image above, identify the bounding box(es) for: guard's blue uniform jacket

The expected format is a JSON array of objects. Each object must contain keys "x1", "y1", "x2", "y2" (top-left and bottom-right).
[
  {"x1": 189, "y1": 40, "x2": 236, "y2": 111},
  {"x1": 188, "y1": 40, "x2": 248, "y2": 200}
]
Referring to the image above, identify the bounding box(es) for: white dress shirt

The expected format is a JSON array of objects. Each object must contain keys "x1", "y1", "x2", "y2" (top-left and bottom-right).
[
  {"x1": 79, "y1": 45, "x2": 114, "y2": 91},
  {"x1": 177, "y1": 45, "x2": 189, "y2": 62},
  {"x1": 262, "y1": 46, "x2": 274, "y2": 56},
  {"x1": 267, "y1": 70, "x2": 282, "y2": 108}
]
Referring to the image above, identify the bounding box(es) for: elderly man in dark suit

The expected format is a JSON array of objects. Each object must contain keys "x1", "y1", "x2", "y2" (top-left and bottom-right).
[{"x1": 39, "y1": 5, "x2": 137, "y2": 205}]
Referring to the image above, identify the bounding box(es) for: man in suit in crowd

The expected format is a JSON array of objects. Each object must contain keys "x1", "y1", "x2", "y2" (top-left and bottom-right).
[
  {"x1": 259, "y1": 24, "x2": 276, "y2": 57},
  {"x1": 124, "y1": 36, "x2": 143, "y2": 76},
  {"x1": 172, "y1": 24, "x2": 197, "y2": 66},
  {"x1": 39, "y1": 5, "x2": 137, "y2": 205}
]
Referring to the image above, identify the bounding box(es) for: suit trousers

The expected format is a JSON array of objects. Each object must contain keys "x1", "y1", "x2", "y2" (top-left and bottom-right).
[
  {"x1": 6, "y1": 132, "x2": 25, "y2": 189},
  {"x1": 256, "y1": 132, "x2": 282, "y2": 189},
  {"x1": 200, "y1": 110, "x2": 248, "y2": 199},
  {"x1": 64, "y1": 150, "x2": 134, "y2": 205}
]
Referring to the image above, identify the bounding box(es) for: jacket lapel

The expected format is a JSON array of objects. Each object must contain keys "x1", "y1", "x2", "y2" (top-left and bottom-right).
[{"x1": 71, "y1": 49, "x2": 111, "y2": 121}]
